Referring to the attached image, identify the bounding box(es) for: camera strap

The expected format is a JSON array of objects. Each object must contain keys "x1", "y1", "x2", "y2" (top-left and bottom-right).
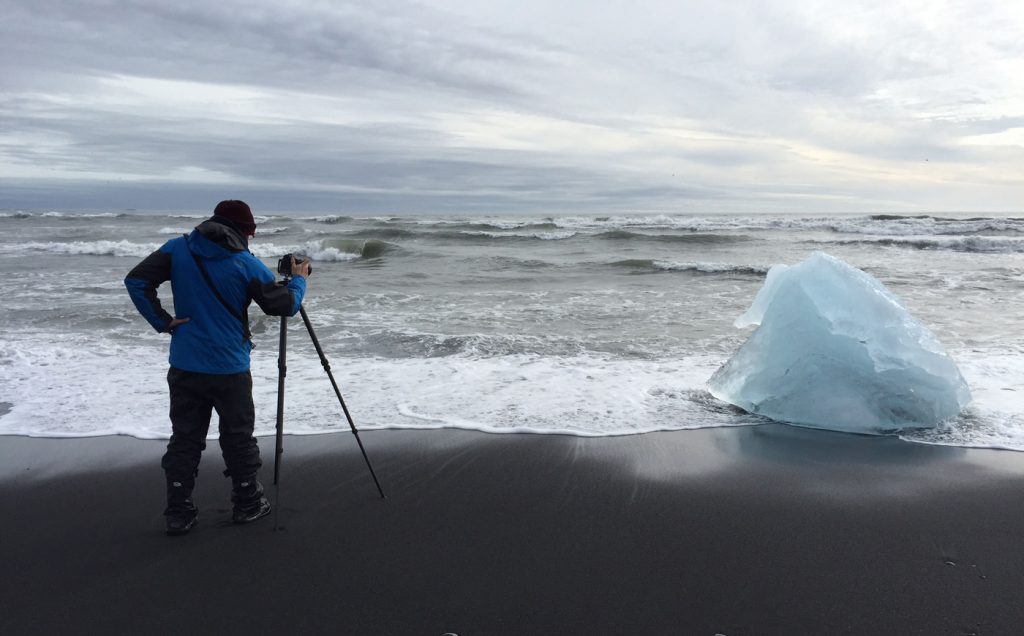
[{"x1": 184, "y1": 234, "x2": 253, "y2": 347}]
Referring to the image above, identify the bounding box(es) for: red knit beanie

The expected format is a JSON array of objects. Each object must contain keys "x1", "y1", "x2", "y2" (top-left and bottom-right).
[{"x1": 213, "y1": 200, "x2": 256, "y2": 236}]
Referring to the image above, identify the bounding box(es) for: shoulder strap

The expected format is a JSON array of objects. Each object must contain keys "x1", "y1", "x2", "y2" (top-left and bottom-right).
[{"x1": 183, "y1": 234, "x2": 253, "y2": 345}]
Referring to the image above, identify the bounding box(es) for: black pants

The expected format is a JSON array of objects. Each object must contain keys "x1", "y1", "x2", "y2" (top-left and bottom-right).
[{"x1": 162, "y1": 367, "x2": 262, "y2": 505}]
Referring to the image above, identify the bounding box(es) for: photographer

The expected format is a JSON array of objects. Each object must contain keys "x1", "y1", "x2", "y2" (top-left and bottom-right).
[{"x1": 125, "y1": 200, "x2": 310, "y2": 535}]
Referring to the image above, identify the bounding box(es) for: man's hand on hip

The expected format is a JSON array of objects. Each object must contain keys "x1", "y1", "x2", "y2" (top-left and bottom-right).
[{"x1": 167, "y1": 317, "x2": 190, "y2": 332}]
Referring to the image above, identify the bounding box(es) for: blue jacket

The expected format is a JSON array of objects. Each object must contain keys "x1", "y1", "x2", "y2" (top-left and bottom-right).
[{"x1": 125, "y1": 218, "x2": 307, "y2": 374}]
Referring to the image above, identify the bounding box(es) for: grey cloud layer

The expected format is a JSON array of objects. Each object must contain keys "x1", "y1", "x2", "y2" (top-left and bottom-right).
[
  {"x1": 1, "y1": 0, "x2": 1021, "y2": 212},
  {"x1": 3, "y1": 0, "x2": 548, "y2": 98}
]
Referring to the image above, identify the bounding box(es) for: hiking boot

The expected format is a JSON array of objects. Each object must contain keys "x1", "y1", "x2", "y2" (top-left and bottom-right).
[
  {"x1": 231, "y1": 477, "x2": 271, "y2": 524},
  {"x1": 232, "y1": 496, "x2": 271, "y2": 524},
  {"x1": 165, "y1": 506, "x2": 198, "y2": 536}
]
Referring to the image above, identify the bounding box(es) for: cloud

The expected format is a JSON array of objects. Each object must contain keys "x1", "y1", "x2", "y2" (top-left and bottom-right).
[
  {"x1": 2, "y1": 0, "x2": 551, "y2": 98},
  {"x1": 1, "y1": 0, "x2": 1022, "y2": 212}
]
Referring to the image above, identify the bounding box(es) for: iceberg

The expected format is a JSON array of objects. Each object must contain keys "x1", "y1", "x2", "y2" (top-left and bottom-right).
[{"x1": 708, "y1": 251, "x2": 971, "y2": 433}]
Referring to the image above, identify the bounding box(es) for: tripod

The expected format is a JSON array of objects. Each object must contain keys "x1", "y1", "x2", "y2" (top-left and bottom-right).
[{"x1": 272, "y1": 299, "x2": 386, "y2": 526}]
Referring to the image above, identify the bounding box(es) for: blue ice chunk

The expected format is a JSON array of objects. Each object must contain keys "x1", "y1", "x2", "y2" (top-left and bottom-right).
[{"x1": 708, "y1": 252, "x2": 971, "y2": 432}]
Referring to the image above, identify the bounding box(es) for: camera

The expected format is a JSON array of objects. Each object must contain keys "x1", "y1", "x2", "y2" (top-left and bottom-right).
[{"x1": 277, "y1": 253, "x2": 312, "y2": 276}]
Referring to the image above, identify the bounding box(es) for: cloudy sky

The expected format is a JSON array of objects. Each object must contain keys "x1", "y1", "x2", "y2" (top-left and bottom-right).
[{"x1": 2, "y1": 0, "x2": 1022, "y2": 213}]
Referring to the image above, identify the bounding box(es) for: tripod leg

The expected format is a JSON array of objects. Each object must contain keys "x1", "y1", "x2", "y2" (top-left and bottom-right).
[
  {"x1": 298, "y1": 305, "x2": 386, "y2": 499},
  {"x1": 273, "y1": 315, "x2": 287, "y2": 530},
  {"x1": 274, "y1": 315, "x2": 287, "y2": 485}
]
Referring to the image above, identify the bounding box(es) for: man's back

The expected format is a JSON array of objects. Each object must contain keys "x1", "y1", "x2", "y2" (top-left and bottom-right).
[{"x1": 125, "y1": 218, "x2": 306, "y2": 374}]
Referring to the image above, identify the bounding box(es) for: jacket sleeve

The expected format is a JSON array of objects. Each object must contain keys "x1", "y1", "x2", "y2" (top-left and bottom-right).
[
  {"x1": 124, "y1": 244, "x2": 175, "y2": 332},
  {"x1": 247, "y1": 261, "x2": 307, "y2": 317}
]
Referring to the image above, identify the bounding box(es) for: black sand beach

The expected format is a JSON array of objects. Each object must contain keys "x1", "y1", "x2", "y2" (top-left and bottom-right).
[{"x1": 2, "y1": 426, "x2": 1023, "y2": 635}]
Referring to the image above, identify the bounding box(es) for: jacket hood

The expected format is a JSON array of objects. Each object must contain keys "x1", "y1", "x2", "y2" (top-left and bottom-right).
[{"x1": 190, "y1": 219, "x2": 249, "y2": 259}]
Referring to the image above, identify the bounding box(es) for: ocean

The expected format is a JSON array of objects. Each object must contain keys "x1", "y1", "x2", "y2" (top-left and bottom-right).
[{"x1": 1, "y1": 210, "x2": 1022, "y2": 450}]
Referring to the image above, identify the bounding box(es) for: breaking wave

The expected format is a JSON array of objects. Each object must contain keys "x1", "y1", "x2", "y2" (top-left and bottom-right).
[
  {"x1": 426, "y1": 221, "x2": 561, "y2": 232},
  {"x1": 342, "y1": 228, "x2": 418, "y2": 240},
  {"x1": 828, "y1": 236, "x2": 1024, "y2": 253},
  {"x1": 596, "y1": 230, "x2": 749, "y2": 244},
  {"x1": 7, "y1": 236, "x2": 394, "y2": 261},
  {"x1": 309, "y1": 215, "x2": 354, "y2": 224},
  {"x1": 10, "y1": 240, "x2": 161, "y2": 257},
  {"x1": 609, "y1": 259, "x2": 769, "y2": 275},
  {"x1": 446, "y1": 229, "x2": 577, "y2": 241},
  {"x1": 251, "y1": 238, "x2": 397, "y2": 261}
]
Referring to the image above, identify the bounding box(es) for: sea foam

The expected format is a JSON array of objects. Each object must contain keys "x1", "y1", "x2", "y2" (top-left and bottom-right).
[
  {"x1": 2, "y1": 328, "x2": 1021, "y2": 450},
  {"x1": 0, "y1": 331, "x2": 734, "y2": 438}
]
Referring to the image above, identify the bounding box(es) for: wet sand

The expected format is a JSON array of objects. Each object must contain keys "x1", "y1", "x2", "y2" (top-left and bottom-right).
[{"x1": 2, "y1": 425, "x2": 1023, "y2": 635}]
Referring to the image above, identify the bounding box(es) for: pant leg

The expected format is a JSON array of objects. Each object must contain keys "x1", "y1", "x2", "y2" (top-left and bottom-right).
[
  {"x1": 162, "y1": 367, "x2": 213, "y2": 510},
  {"x1": 211, "y1": 370, "x2": 262, "y2": 483}
]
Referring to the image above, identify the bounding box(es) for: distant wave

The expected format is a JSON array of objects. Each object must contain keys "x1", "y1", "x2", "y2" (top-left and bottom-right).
[
  {"x1": 531, "y1": 213, "x2": 1023, "y2": 237},
  {"x1": 525, "y1": 214, "x2": 800, "y2": 233},
  {"x1": 365, "y1": 216, "x2": 563, "y2": 231},
  {"x1": 427, "y1": 229, "x2": 577, "y2": 241},
  {"x1": 596, "y1": 230, "x2": 748, "y2": 244},
  {"x1": 426, "y1": 221, "x2": 561, "y2": 232},
  {"x1": 303, "y1": 223, "x2": 573, "y2": 242},
  {"x1": 0, "y1": 211, "x2": 212, "y2": 221},
  {"x1": 342, "y1": 228, "x2": 418, "y2": 240},
  {"x1": 539, "y1": 214, "x2": 1024, "y2": 237},
  {"x1": 828, "y1": 236, "x2": 1024, "y2": 253},
  {"x1": 310, "y1": 215, "x2": 354, "y2": 224},
  {"x1": 869, "y1": 214, "x2": 933, "y2": 221},
  {"x1": 14, "y1": 240, "x2": 160, "y2": 257},
  {"x1": 318, "y1": 214, "x2": 1018, "y2": 242},
  {"x1": 831, "y1": 215, "x2": 1024, "y2": 236},
  {"x1": 0, "y1": 211, "x2": 130, "y2": 219},
  {"x1": 42, "y1": 211, "x2": 128, "y2": 219},
  {"x1": 453, "y1": 229, "x2": 576, "y2": 241},
  {"x1": 869, "y1": 214, "x2": 1024, "y2": 223},
  {"x1": 609, "y1": 259, "x2": 769, "y2": 275}
]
